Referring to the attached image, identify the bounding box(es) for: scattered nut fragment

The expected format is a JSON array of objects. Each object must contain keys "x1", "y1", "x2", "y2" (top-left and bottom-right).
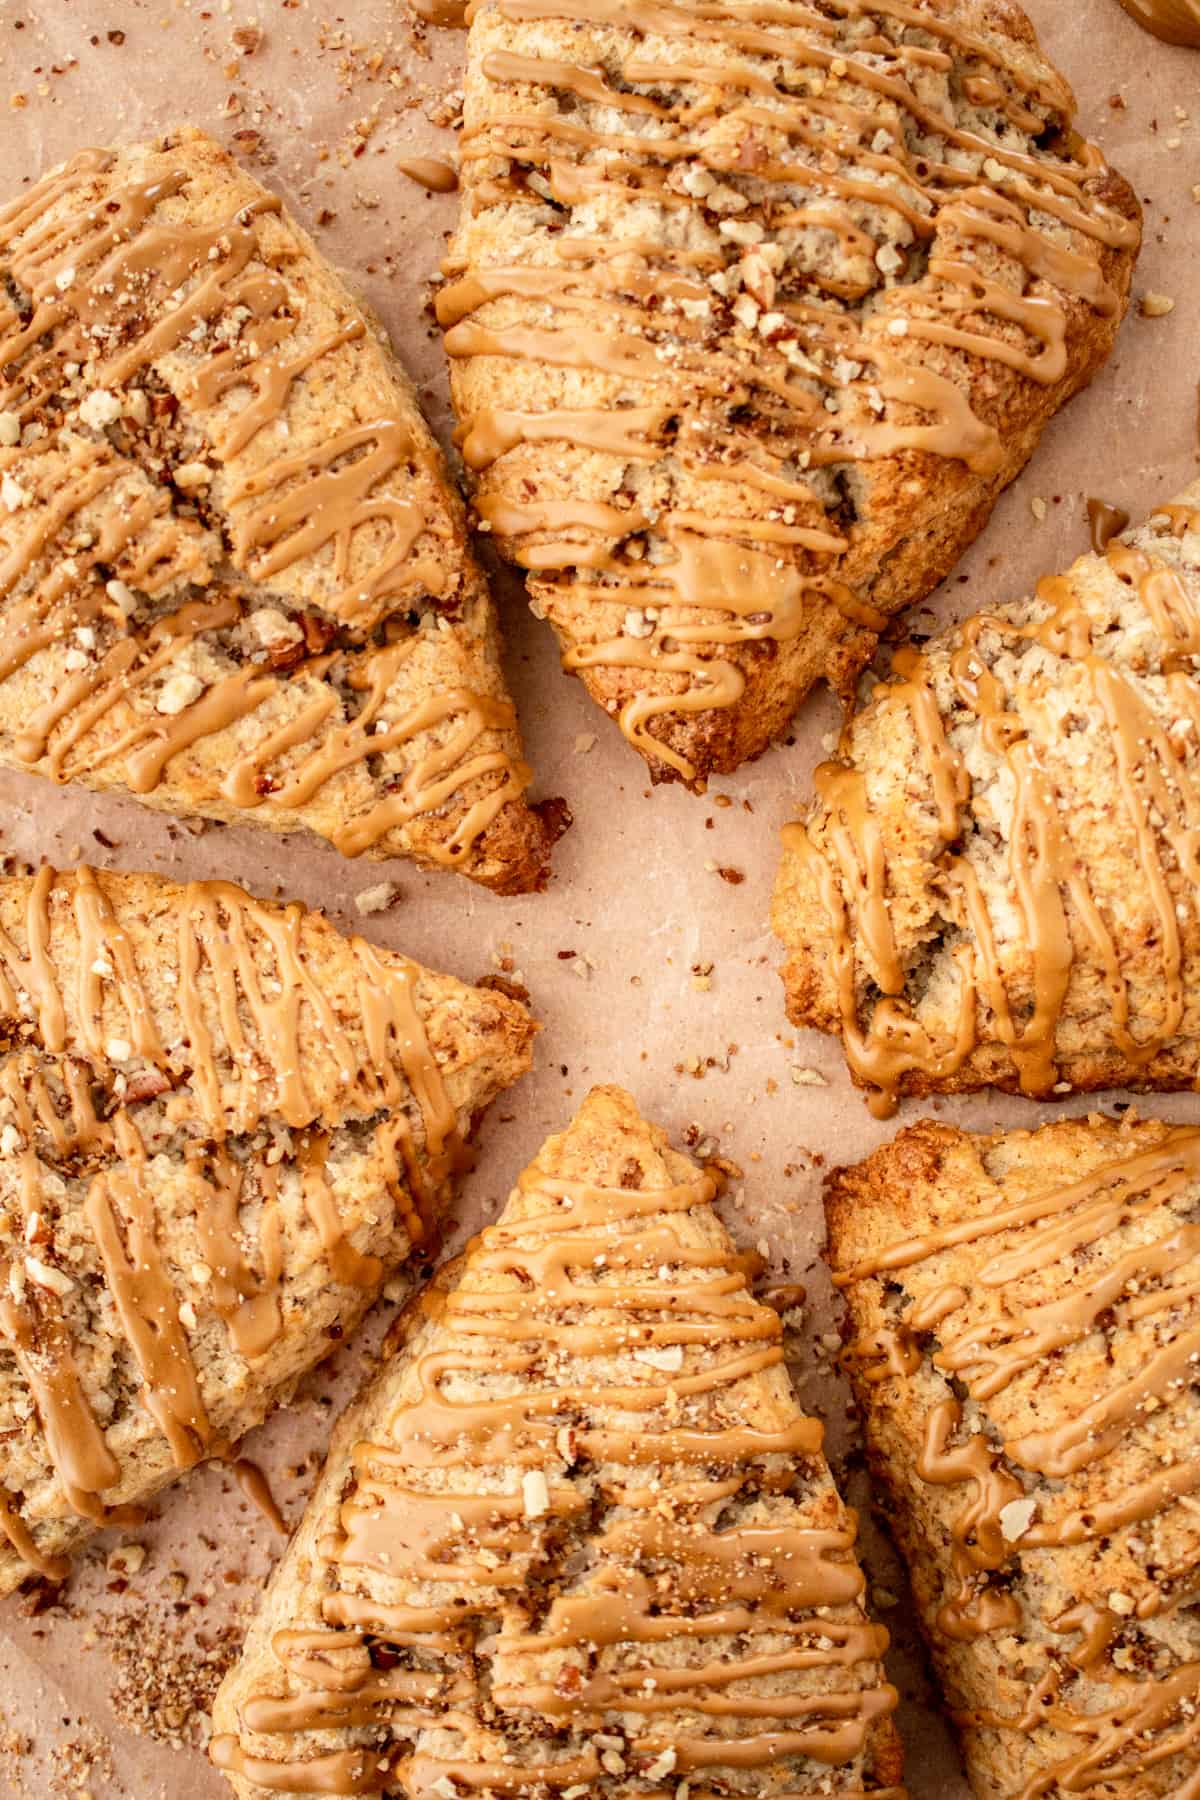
[
  {"x1": 521, "y1": 1470, "x2": 550, "y2": 1518},
  {"x1": 1030, "y1": 496, "x2": 1048, "y2": 521},
  {"x1": 1140, "y1": 292, "x2": 1176, "y2": 318},
  {"x1": 173, "y1": 460, "x2": 213, "y2": 491},
  {"x1": 105, "y1": 577, "x2": 137, "y2": 614},
  {"x1": 107, "y1": 1542, "x2": 147, "y2": 1577},
  {"x1": 998, "y1": 1497, "x2": 1037, "y2": 1542},
  {"x1": 1108, "y1": 1589, "x2": 1135, "y2": 1616},
  {"x1": 24, "y1": 1255, "x2": 75, "y2": 1298}
]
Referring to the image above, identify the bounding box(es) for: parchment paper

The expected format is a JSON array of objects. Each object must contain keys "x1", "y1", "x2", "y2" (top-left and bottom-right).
[{"x1": 0, "y1": 3, "x2": 1197, "y2": 1792}]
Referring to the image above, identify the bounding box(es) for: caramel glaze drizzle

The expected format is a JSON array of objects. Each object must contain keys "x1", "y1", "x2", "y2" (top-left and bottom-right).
[
  {"x1": 212, "y1": 1160, "x2": 898, "y2": 1795},
  {"x1": 1116, "y1": 0, "x2": 1200, "y2": 46},
  {"x1": 0, "y1": 866, "x2": 459, "y2": 1578},
  {"x1": 835, "y1": 1123, "x2": 1200, "y2": 1798},
  {"x1": 0, "y1": 141, "x2": 529, "y2": 869},
  {"x1": 784, "y1": 501, "x2": 1200, "y2": 1116},
  {"x1": 441, "y1": 0, "x2": 1137, "y2": 783}
]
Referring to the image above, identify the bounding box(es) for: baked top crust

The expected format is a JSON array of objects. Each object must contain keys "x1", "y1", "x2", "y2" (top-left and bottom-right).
[
  {"x1": 825, "y1": 1114, "x2": 1200, "y2": 1800},
  {"x1": 210, "y1": 1084, "x2": 903, "y2": 1799},
  {"x1": 773, "y1": 485, "x2": 1200, "y2": 1116},
  {"x1": 441, "y1": 0, "x2": 1140, "y2": 789},
  {"x1": 0, "y1": 864, "x2": 535, "y2": 1591},
  {"x1": 0, "y1": 127, "x2": 566, "y2": 894}
]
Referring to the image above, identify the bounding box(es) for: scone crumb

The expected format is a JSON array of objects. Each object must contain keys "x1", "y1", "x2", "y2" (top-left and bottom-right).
[
  {"x1": 156, "y1": 673, "x2": 204, "y2": 715},
  {"x1": 791, "y1": 1066, "x2": 827, "y2": 1087},
  {"x1": 1140, "y1": 292, "x2": 1176, "y2": 318},
  {"x1": 1, "y1": 472, "x2": 30, "y2": 511},
  {"x1": 77, "y1": 388, "x2": 123, "y2": 429},
  {"x1": 1030, "y1": 497, "x2": 1047, "y2": 521},
  {"x1": 0, "y1": 412, "x2": 19, "y2": 445},
  {"x1": 354, "y1": 881, "x2": 400, "y2": 916}
]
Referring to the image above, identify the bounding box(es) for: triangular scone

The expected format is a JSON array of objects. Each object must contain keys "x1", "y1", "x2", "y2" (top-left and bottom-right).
[
  {"x1": 774, "y1": 485, "x2": 1200, "y2": 1116},
  {"x1": 211, "y1": 1085, "x2": 902, "y2": 1799},
  {"x1": 0, "y1": 864, "x2": 535, "y2": 1590},
  {"x1": 827, "y1": 1116, "x2": 1200, "y2": 1800},
  {"x1": 0, "y1": 129, "x2": 565, "y2": 894},
  {"x1": 440, "y1": 0, "x2": 1140, "y2": 789}
]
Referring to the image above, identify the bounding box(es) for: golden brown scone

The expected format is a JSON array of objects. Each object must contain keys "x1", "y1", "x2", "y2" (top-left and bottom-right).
[
  {"x1": 210, "y1": 1085, "x2": 902, "y2": 1799},
  {"x1": 826, "y1": 1115, "x2": 1200, "y2": 1800},
  {"x1": 440, "y1": 0, "x2": 1140, "y2": 789},
  {"x1": 0, "y1": 864, "x2": 536, "y2": 1592},
  {"x1": 0, "y1": 127, "x2": 566, "y2": 894},
  {"x1": 773, "y1": 484, "x2": 1200, "y2": 1116}
]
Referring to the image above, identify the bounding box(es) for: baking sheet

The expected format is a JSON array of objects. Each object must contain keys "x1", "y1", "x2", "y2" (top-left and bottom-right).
[{"x1": 0, "y1": 1, "x2": 1198, "y2": 1792}]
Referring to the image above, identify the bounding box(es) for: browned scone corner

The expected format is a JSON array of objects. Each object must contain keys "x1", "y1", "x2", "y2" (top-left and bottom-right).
[
  {"x1": 0, "y1": 126, "x2": 566, "y2": 895},
  {"x1": 773, "y1": 485, "x2": 1200, "y2": 1117},
  {"x1": 210, "y1": 1084, "x2": 903, "y2": 1800},
  {"x1": 440, "y1": 0, "x2": 1140, "y2": 791},
  {"x1": 826, "y1": 1114, "x2": 1200, "y2": 1799},
  {"x1": 0, "y1": 864, "x2": 536, "y2": 1593}
]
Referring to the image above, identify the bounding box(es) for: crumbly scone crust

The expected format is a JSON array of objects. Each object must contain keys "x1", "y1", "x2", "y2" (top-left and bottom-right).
[
  {"x1": 0, "y1": 864, "x2": 535, "y2": 1591},
  {"x1": 773, "y1": 483, "x2": 1200, "y2": 1114},
  {"x1": 826, "y1": 1114, "x2": 1200, "y2": 1799},
  {"x1": 211, "y1": 1085, "x2": 902, "y2": 1799},
  {"x1": 0, "y1": 126, "x2": 565, "y2": 894},
  {"x1": 442, "y1": 0, "x2": 1139, "y2": 789}
]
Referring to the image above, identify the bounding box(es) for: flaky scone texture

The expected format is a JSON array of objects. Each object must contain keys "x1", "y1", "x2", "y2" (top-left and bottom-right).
[
  {"x1": 774, "y1": 484, "x2": 1200, "y2": 1114},
  {"x1": 441, "y1": 0, "x2": 1139, "y2": 789},
  {"x1": 211, "y1": 1085, "x2": 902, "y2": 1800},
  {"x1": 826, "y1": 1115, "x2": 1200, "y2": 1799},
  {"x1": 0, "y1": 864, "x2": 535, "y2": 1591},
  {"x1": 0, "y1": 126, "x2": 566, "y2": 894}
]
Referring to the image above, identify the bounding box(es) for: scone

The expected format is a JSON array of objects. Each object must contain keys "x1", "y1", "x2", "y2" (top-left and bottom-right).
[
  {"x1": 0, "y1": 864, "x2": 535, "y2": 1591},
  {"x1": 0, "y1": 128, "x2": 565, "y2": 894},
  {"x1": 826, "y1": 1115, "x2": 1200, "y2": 1800},
  {"x1": 774, "y1": 485, "x2": 1200, "y2": 1116},
  {"x1": 440, "y1": 0, "x2": 1140, "y2": 788},
  {"x1": 210, "y1": 1085, "x2": 902, "y2": 1799}
]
